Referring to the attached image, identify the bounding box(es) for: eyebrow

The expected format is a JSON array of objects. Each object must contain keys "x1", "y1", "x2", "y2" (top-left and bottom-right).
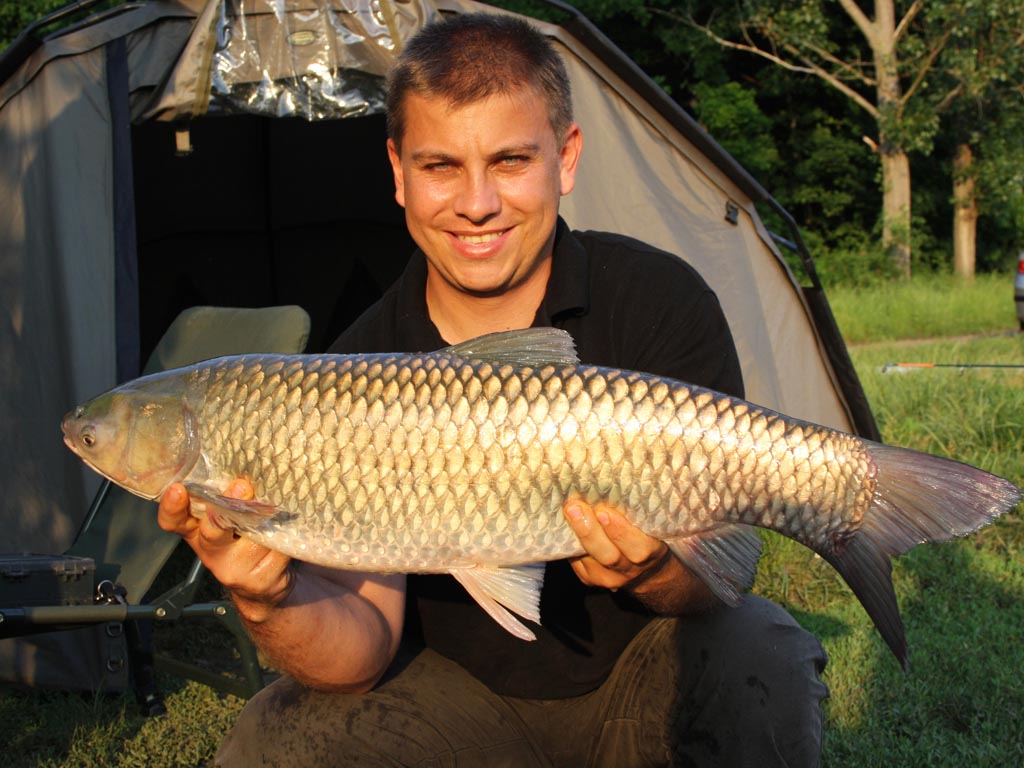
[
  {"x1": 490, "y1": 143, "x2": 541, "y2": 158},
  {"x1": 409, "y1": 150, "x2": 456, "y2": 165},
  {"x1": 409, "y1": 143, "x2": 542, "y2": 165}
]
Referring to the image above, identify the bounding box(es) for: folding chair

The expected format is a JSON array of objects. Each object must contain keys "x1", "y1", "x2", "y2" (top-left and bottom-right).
[{"x1": 0, "y1": 305, "x2": 310, "y2": 703}]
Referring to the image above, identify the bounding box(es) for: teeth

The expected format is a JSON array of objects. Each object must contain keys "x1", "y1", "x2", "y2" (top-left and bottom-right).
[{"x1": 458, "y1": 231, "x2": 503, "y2": 244}]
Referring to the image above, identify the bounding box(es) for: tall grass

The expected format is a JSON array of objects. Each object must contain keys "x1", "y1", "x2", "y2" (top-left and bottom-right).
[
  {"x1": 827, "y1": 272, "x2": 1018, "y2": 343},
  {"x1": 3, "y1": 275, "x2": 1022, "y2": 766}
]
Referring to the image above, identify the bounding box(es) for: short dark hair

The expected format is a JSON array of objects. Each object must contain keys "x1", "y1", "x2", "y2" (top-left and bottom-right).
[{"x1": 385, "y1": 13, "x2": 573, "y2": 151}]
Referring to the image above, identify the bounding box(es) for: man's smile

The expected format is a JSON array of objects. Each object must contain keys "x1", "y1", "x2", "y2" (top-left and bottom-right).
[{"x1": 455, "y1": 229, "x2": 509, "y2": 245}]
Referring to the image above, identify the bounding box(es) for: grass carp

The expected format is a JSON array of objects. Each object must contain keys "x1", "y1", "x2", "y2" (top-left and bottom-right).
[{"x1": 61, "y1": 328, "x2": 1020, "y2": 668}]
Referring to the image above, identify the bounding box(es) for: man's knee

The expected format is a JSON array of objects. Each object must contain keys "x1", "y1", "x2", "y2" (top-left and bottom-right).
[
  {"x1": 665, "y1": 595, "x2": 829, "y2": 767},
  {"x1": 681, "y1": 594, "x2": 827, "y2": 682}
]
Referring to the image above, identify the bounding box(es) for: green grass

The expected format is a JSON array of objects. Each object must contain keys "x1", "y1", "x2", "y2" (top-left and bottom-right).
[
  {"x1": 0, "y1": 680, "x2": 244, "y2": 768},
  {"x1": 4, "y1": 274, "x2": 1023, "y2": 766},
  {"x1": 827, "y1": 272, "x2": 1018, "y2": 343},
  {"x1": 755, "y1": 273, "x2": 1024, "y2": 765},
  {"x1": 754, "y1": 332, "x2": 1024, "y2": 766}
]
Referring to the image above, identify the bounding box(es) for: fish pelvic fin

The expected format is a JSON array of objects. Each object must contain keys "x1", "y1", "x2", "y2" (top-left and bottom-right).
[
  {"x1": 450, "y1": 563, "x2": 546, "y2": 641},
  {"x1": 666, "y1": 524, "x2": 763, "y2": 607},
  {"x1": 443, "y1": 328, "x2": 579, "y2": 368},
  {"x1": 825, "y1": 443, "x2": 1021, "y2": 672}
]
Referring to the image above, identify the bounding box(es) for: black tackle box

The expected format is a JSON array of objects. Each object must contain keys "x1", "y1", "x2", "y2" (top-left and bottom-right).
[{"x1": 0, "y1": 554, "x2": 96, "y2": 608}]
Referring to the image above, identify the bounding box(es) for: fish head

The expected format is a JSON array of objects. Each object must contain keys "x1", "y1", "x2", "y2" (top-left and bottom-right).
[{"x1": 62, "y1": 381, "x2": 200, "y2": 500}]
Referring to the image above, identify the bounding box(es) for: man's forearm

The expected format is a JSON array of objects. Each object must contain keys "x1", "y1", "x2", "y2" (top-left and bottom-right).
[
  {"x1": 627, "y1": 555, "x2": 721, "y2": 615},
  {"x1": 233, "y1": 566, "x2": 405, "y2": 693}
]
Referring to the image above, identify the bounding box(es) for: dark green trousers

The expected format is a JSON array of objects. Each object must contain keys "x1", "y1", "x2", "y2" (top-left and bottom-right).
[{"x1": 215, "y1": 595, "x2": 828, "y2": 767}]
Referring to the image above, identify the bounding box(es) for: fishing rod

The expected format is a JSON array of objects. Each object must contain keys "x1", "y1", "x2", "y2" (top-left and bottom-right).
[{"x1": 881, "y1": 362, "x2": 1024, "y2": 373}]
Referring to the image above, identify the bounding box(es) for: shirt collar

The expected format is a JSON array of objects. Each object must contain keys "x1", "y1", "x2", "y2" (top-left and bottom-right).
[
  {"x1": 394, "y1": 216, "x2": 591, "y2": 346},
  {"x1": 393, "y1": 252, "x2": 446, "y2": 351},
  {"x1": 534, "y1": 217, "x2": 590, "y2": 326}
]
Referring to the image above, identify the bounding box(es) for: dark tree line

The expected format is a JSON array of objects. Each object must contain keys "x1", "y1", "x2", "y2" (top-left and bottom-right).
[{"x1": 5, "y1": 0, "x2": 1022, "y2": 283}]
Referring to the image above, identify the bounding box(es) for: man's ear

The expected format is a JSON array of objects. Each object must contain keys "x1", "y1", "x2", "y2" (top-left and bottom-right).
[
  {"x1": 558, "y1": 123, "x2": 583, "y2": 196},
  {"x1": 387, "y1": 138, "x2": 406, "y2": 208}
]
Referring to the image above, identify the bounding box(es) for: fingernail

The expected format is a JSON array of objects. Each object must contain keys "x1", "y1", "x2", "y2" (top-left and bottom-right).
[
  {"x1": 566, "y1": 504, "x2": 589, "y2": 530},
  {"x1": 228, "y1": 479, "x2": 250, "y2": 498},
  {"x1": 596, "y1": 510, "x2": 610, "y2": 526}
]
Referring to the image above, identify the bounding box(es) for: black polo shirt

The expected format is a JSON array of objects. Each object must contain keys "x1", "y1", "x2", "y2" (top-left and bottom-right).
[{"x1": 328, "y1": 218, "x2": 743, "y2": 698}]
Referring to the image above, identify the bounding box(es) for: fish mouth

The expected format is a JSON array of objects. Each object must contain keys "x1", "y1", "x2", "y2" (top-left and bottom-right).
[{"x1": 60, "y1": 409, "x2": 83, "y2": 454}]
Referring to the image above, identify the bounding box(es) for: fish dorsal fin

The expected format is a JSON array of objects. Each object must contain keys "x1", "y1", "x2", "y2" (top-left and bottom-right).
[{"x1": 444, "y1": 329, "x2": 579, "y2": 368}]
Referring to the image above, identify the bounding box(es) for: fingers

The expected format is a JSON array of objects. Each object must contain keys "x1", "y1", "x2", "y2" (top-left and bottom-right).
[
  {"x1": 156, "y1": 479, "x2": 293, "y2": 610},
  {"x1": 224, "y1": 478, "x2": 255, "y2": 501},
  {"x1": 157, "y1": 483, "x2": 193, "y2": 535},
  {"x1": 564, "y1": 500, "x2": 666, "y2": 567},
  {"x1": 564, "y1": 499, "x2": 669, "y2": 590},
  {"x1": 195, "y1": 478, "x2": 254, "y2": 538}
]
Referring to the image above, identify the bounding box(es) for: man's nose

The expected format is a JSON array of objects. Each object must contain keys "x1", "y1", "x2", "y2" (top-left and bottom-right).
[{"x1": 453, "y1": 169, "x2": 500, "y2": 222}]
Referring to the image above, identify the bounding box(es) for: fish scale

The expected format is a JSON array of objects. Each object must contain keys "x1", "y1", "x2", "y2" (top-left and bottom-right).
[
  {"x1": 63, "y1": 327, "x2": 1021, "y2": 664},
  {"x1": 186, "y1": 351, "x2": 865, "y2": 570}
]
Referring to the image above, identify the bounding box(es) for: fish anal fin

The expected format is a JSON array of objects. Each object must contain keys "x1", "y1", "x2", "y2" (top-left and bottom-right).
[
  {"x1": 450, "y1": 563, "x2": 546, "y2": 641},
  {"x1": 666, "y1": 524, "x2": 763, "y2": 608}
]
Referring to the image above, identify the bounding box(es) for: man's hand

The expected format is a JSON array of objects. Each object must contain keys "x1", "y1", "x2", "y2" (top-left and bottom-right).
[
  {"x1": 562, "y1": 499, "x2": 669, "y2": 590},
  {"x1": 158, "y1": 480, "x2": 406, "y2": 691},
  {"x1": 157, "y1": 480, "x2": 294, "y2": 623},
  {"x1": 562, "y1": 499, "x2": 716, "y2": 614}
]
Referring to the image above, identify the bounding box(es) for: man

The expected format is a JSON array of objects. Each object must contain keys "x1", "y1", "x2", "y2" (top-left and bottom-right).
[{"x1": 159, "y1": 13, "x2": 828, "y2": 766}]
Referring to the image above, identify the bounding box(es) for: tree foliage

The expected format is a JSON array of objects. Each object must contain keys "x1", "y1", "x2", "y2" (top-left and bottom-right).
[
  {"x1": 5, "y1": 0, "x2": 1022, "y2": 283},
  {"x1": 0, "y1": 1, "x2": 75, "y2": 50},
  {"x1": 545, "y1": 0, "x2": 1023, "y2": 279},
  {"x1": 931, "y1": 0, "x2": 1024, "y2": 274}
]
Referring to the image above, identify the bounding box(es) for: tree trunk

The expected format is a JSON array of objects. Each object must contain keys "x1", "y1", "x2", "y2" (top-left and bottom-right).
[
  {"x1": 871, "y1": 2, "x2": 912, "y2": 278},
  {"x1": 880, "y1": 145, "x2": 912, "y2": 278},
  {"x1": 952, "y1": 142, "x2": 978, "y2": 278}
]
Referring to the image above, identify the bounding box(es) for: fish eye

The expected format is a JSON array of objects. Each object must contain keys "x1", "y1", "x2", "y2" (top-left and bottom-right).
[{"x1": 81, "y1": 429, "x2": 96, "y2": 448}]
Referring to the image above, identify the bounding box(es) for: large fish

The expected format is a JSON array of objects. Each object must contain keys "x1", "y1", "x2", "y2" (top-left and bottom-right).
[{"x1": 62, "y1": 328, "x2": 1019, "y2": 668}]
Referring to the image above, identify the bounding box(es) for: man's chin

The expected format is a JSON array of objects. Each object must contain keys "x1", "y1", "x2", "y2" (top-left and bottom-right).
[{"x1": 456, "y1": 281, "x2": 516, "y2": 299}]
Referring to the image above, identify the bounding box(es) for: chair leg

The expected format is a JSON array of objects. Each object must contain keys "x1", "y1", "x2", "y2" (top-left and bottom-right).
[
  {"x1": 214, "y1": 605, "x2": 266, "y2": 697},
  {"x1": 126, "y1": 617, "x2": 167, "y2": 716}
]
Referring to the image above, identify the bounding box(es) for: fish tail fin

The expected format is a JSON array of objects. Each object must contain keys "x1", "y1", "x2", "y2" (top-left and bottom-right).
[
  {"x1": 820, "y1": 528, "x2": 906, "y2": 669},
  {"x1": 824, "y1": 443, "x2": 1021, "y2": 671}
]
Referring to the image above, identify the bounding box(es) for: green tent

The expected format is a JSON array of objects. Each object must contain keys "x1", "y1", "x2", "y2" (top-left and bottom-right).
[{"x1": 0, "y1": 0, "x2": 876, "y2": 689}]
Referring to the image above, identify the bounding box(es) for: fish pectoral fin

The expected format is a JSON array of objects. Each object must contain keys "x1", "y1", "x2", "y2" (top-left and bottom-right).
[
  {"x1": 184, "y1": 483, "x2": 281, "y2": 524},
  {"x1": 449, "y1": 563, "x2": 546, "y2": 641},
  {"x1": 443, "y1": 328, "x2": 579, "y2": 368},
  {"x1": 666, "y1": 524, "x2": 763, "y2": 607}
]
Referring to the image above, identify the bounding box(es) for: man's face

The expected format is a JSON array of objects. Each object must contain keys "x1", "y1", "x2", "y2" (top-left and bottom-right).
[{"x1": 387, "y1": 88, "x2": 581, "y2": 297}]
